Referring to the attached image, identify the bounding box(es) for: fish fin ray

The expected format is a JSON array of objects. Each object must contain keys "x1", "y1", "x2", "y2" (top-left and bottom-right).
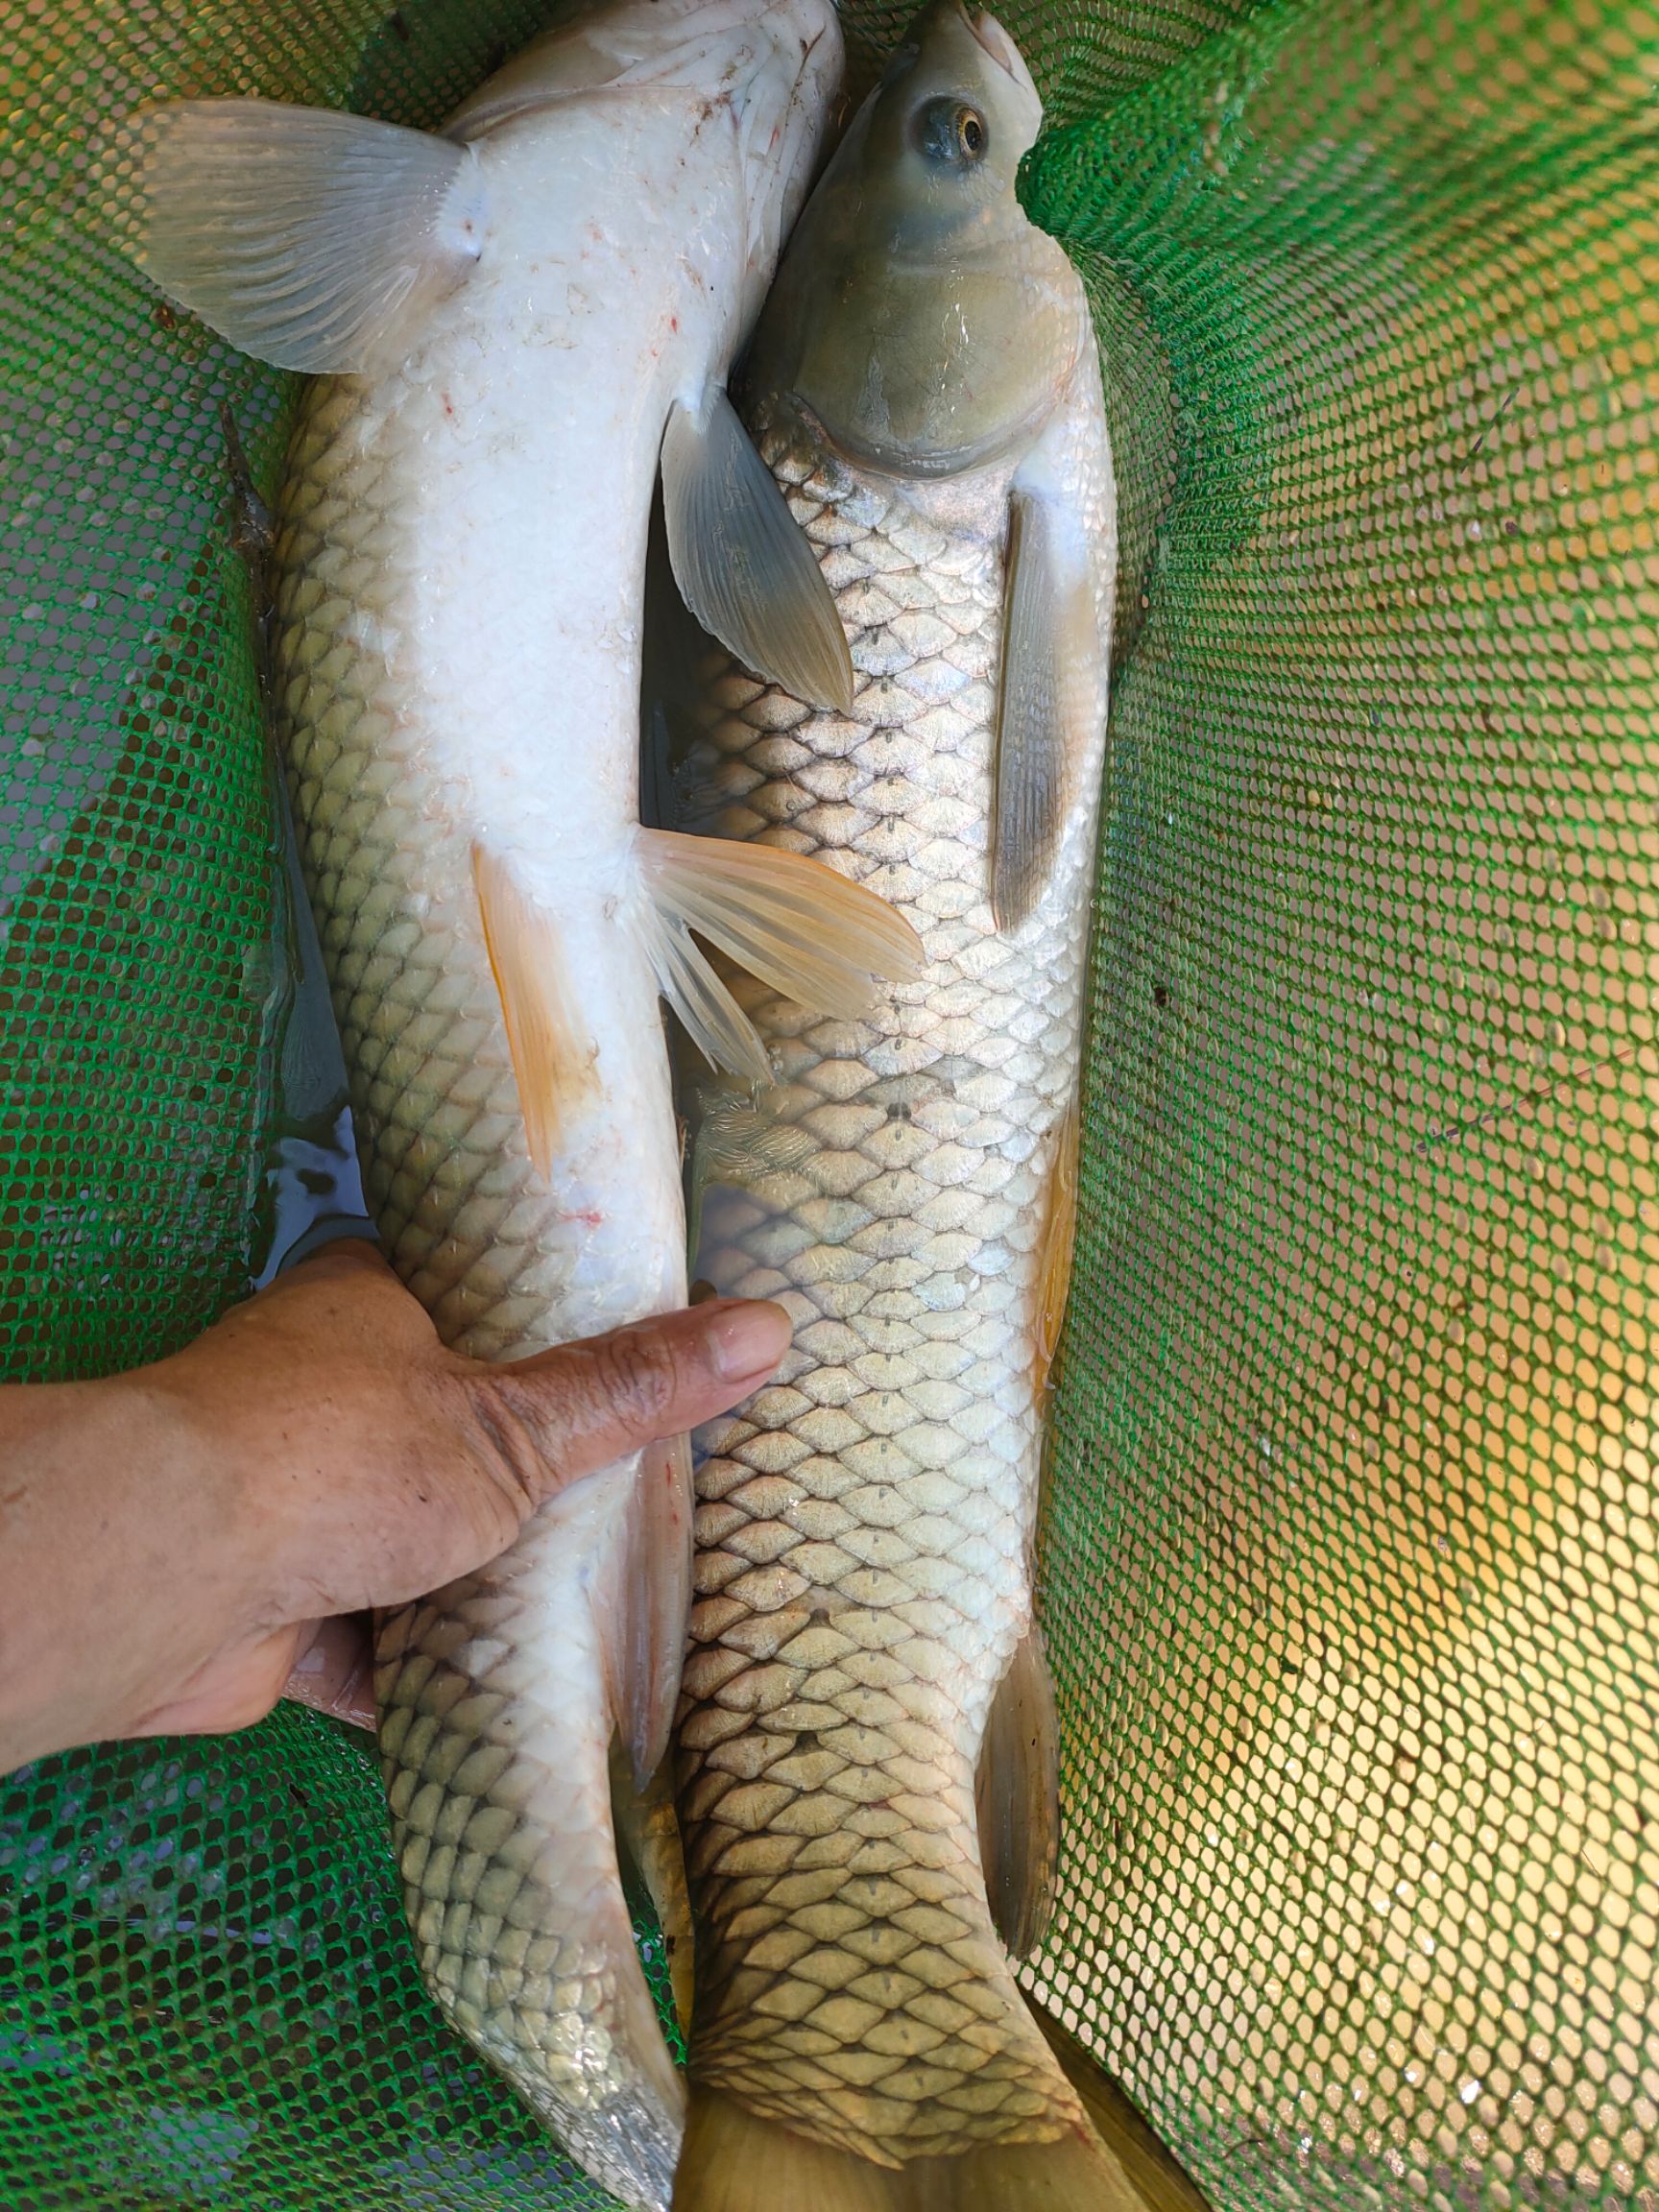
[
  {"x1": 674, "y1": 2087, "x2": 1159, "y2": 2212},
  {"x1": 661, "y1": 384, "x2": 854, "y2": 711},
  {"x1": 1035, "y1": 1099, "x2": 1081, "y2": 1394},
  {"x1": 975, "y1": 1623, "x2": 1061, "y2": 1961},
  {"x1": 134, "y1": 100, "x2": 485, "y2": 372},
  {"x1": 992, "y1": 477, "x2": 1106, "y2": 930},
  {"x1": 639, "y1": 827, "x2": 923, "y2": 1031},
  {"x1": 601, "y1": 1431, "x2": 694, "y2": 1785},
  {"x1": 610, "y1": 1742, "x2": 696, "y2": 2038},
  {"x1": 638, "y1": 898, "x2": 773, "y2": 1083},
  {"x1": 472, "y1": 844, "x2": 598, "y2": 1175}
]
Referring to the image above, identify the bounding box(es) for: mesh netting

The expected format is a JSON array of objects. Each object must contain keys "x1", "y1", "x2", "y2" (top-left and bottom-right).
[{"x1": 2, "y1": 1, "x2": 1656, "y2": 2207}]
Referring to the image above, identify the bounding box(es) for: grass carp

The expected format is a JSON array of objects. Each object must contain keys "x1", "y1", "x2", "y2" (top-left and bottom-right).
[
  {"x1": 132, "y1": 7, "x2": 922, "y2": 2204},
  {"x1": 661, "y1": 9, "x2": 1147, "y2": 2206}
]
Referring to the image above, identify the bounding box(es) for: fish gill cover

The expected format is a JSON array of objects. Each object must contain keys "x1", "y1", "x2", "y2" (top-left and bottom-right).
[{"x1": 1, "y1": 1, "x2": 1656, "y2": 2208}]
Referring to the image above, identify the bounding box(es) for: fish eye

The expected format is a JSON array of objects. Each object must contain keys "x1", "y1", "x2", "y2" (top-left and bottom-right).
[{"x1": 913, "y1": 96, "x2": 990, "y2": 167}]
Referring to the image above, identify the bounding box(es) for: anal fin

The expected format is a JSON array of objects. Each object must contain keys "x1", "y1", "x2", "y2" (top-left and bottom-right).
[
  {"x1": 611, "y1": 1740, "x2": 695, "y2": 2040},
  {"x1": 601, "y1": 1431, "x2": 695, "y2": 1786},
  {"x1": 472, "y1": 845, "x2": 599, "y2": 1176},
  {"x1": 975, "y1": 1623, "x2": 1061, "y2": 1961},
  {"x1": 637, "y1": 827, "x2": 923, "y2": 1081}
]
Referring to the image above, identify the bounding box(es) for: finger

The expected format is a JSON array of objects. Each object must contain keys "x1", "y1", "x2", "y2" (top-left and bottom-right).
[
  {"x1": 283, "y1": 1299, "x2": 795, "y2": 1621},
  {"x1": 460, "y1": 1295, "x2": 792, "y2": 1507},
  {"x1": 282, "y1": 1614, "x2": 375, "y2": 1731}
]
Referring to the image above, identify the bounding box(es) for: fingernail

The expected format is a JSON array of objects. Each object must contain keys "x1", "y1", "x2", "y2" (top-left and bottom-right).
[{"x1": 707, "y1": 1299, "x2": 791, "y2": 1382}]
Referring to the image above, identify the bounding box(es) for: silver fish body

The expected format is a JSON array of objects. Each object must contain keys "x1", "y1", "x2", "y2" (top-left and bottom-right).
[
  {"x1": 132, "y1": 7, "x2": 872, "y2": 2206},
  {"x1": 665, "y1": 10, "x2": 1142, "y2": 2206},
  {"x1": 266, "y1": 31, "x2": 846, "y2": 2209},
  {"x1": 683, "y1": 375, "x2": 1112, "y2": 2138}
]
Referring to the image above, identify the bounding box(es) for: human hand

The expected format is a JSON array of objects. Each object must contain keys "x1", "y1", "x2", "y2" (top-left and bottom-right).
[{"x1": 0, "y1": 1241, "x2": 789, "y2": 1772}]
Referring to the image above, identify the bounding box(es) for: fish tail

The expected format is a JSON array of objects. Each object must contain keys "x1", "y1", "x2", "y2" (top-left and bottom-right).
[{"x1": 673, "y1": 2088, "x2": 1162, "y2": 2212}]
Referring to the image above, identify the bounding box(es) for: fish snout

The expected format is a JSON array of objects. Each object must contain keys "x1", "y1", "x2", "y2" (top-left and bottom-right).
[{"x1": 965, "y1": 7, "x2": 1040, "y2": 104}]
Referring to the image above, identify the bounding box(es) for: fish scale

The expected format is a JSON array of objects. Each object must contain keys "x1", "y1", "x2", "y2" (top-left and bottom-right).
[
  {"x1": 678, "y1": 377, "x2": 1112, "y2": 2168},
  {"x1": 276, "y1": 374, "x2": 582, "y2": 1357},
  {"x1": 276, "y1": 365, "x2": 686, "y2": 2200}
]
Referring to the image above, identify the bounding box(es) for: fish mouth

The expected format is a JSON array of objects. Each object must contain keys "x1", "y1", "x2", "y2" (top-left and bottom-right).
[{"x1": 962, "y1": 5, "x2": 1022, "y2": 80}]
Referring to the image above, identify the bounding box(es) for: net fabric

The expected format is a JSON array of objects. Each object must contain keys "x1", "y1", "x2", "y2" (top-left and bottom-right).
[{"x1": 1, "y1": 1, "x2": 1655, "y2": 2208}]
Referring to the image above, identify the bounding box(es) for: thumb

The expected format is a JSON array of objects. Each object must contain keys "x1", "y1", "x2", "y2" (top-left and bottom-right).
[
  {"x1": 454, "y1": 1294, "x2": 791, "y2": 1511},
  {"x1": 290, "y1": 1296, "x2": 795, "y2": 1619}
]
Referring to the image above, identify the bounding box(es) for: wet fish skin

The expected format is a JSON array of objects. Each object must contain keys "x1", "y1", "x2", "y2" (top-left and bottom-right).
[
  {"x1": 680, "y1": 371, "x2": 1113, "y2": 2164},
  {"x1": 263, "y1": 25, "x2": 851, "y2": 2206},
  {"x1": 668, "y1": 9, "x2": 1139, "y2": 2204},
  {"x1": 131, "y1": 8, "x2": 866, "y2": 2207}
]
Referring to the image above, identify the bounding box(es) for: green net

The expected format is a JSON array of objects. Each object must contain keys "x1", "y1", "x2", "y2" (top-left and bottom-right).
[{"x1": 3, "y1": 0, "x2": 1656, "y2": 2206}]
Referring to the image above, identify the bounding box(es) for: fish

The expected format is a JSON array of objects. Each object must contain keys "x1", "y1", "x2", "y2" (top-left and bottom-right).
[
  {"x1": 660, "y1": 7, "x2": 1153, "y2": 2206},
  {"x1": 130, "y1": 6, "x2": 924, "y2": 2206}
]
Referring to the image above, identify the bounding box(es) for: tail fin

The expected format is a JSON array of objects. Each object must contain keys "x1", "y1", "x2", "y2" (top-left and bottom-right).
[{"x1": 672, "y1": 2086, "x2": 1159, "y2": 2212}]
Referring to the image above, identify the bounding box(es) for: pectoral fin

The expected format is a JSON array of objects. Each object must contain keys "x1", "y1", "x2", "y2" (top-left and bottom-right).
[
  {"x1": 472, "y1": 846, "x2": 599, "y2": 1176},
  {"x1": 134, "y1": 101, "x2": 486, "y2": 372},
  {"x1": 975, "y1": 1623, "x2": 1061, "y2": 1960},
  {"x1": 661, "y1": 385, "x2": 854, "y2": 712},
  {"x1": 637, "y1": 827, "x2": 923, "y2": 1080},
  {"x1": 993, "y1": 473, "x2": 1107, "y2": 930}
]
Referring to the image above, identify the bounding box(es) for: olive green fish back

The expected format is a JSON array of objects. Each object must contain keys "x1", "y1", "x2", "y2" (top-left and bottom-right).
[{"x1": 2, "y1": 2, "x2": 1655, "y2": 2209}]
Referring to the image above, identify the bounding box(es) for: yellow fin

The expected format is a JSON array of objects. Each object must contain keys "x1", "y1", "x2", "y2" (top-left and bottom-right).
[
  {"x1": 1036, "y1": 1099, "x2": 1081, "y2": 1395},
  {"x1": 975, "y1": 1623, "x2": 1061, "y2": 1960},
  {"x1": 471, "y1": 844, "x2": 598, "y2": 1176},
  {"x1": 639, "y1": 826, "x2": 923, "y2": 1051},
  {"x1": 1026, "y1": 2005, "x2": 1216, "y2": 2212},
  {"x1": 608, "y1": 1431, "x2": 695, "y2": 1785},
  {"x1": 611, "y1": 1743, "x2": 695, "y2": 2039},
  {"x1": 674, "y1": 2087, "x2": 1158, "y2": 2212}
]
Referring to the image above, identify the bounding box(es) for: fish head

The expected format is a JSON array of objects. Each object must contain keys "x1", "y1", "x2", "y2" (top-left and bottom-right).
[
  {"x1": 741, "y1": 2, "x2": 1085, "y2": 479},
  {"x1": 864, "y1": 3, "x2": 1043, "y2": 209}
]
